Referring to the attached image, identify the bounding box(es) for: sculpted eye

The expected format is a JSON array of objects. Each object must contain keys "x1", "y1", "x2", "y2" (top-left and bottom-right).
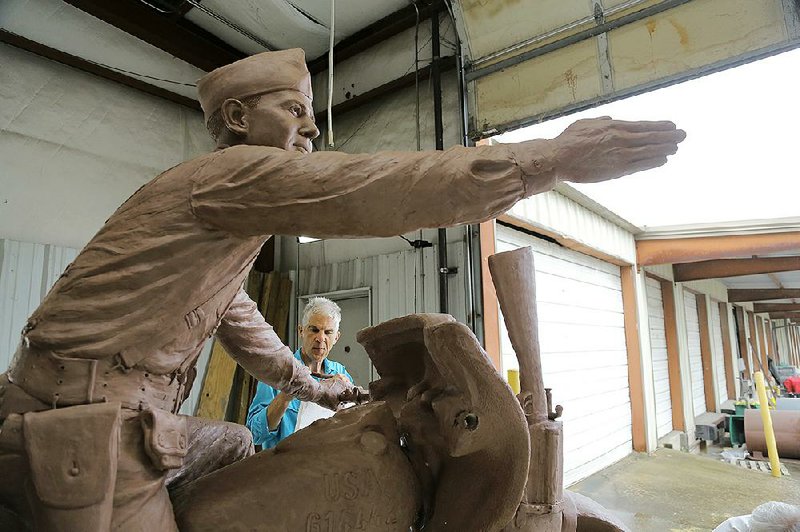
[{"x1": 289, "y1": 105, "x2": 303, "y2": 117}]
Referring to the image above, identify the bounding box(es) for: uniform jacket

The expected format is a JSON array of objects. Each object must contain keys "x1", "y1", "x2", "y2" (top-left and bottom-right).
[{"x1": 15, "y1": 142, "x2": 556, "y2": 401}]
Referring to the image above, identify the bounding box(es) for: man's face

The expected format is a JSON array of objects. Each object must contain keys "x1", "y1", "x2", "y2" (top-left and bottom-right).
[
  {"x1": 299, "y1": 313, "x2": 340, "y2": 365},
  {"x1": 243, "y1": 89, "x2": 319, "y2": 152}
]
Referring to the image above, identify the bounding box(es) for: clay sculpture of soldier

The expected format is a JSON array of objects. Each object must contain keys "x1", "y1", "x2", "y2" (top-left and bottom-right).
[{"x1": 0, "y1": 48, "x2": 685, "y2": 531}]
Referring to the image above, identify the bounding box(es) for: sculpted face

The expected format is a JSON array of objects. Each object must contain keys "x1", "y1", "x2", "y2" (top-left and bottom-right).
[
  {"x1": 222, "y1": 89, "x2": 319, "y2": 152},
  {"x1": 299, "y1": 313, "x2": 340, "y2": 367}
]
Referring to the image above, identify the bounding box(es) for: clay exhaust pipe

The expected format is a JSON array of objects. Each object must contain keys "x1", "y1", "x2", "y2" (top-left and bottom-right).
[
  {"x1": 488, "y1": 246, "x2": 548, "y2": 423},
  {"x1": 489, "y1": 246, "x2": 566, "y2": 530},
  {"x1": 489, "y1": 246, "x2": 629, "y2": 532}
]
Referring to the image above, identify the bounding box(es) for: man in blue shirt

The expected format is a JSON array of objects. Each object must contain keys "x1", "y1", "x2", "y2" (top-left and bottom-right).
[{"x1": 247, "y1": 297, "x2": 353, "y2": 449}]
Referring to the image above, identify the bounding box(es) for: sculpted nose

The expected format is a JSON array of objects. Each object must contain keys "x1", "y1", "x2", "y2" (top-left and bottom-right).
[{"x1": 301, "y1": 118, "x2": 319, "y2": 140}]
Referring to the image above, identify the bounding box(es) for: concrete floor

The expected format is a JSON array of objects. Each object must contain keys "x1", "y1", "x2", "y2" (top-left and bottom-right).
[{"x1": 569, "y1": 447, "x2": 800, "y2": 531}]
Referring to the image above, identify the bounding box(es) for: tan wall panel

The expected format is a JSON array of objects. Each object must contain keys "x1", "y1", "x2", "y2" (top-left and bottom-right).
[
  {"x1": 475, "y1": 39, "x2": 601, "y2": 132},
  {"x1": 460, "y1": 0, "x2": 591, "y2": 60},
  {"x1": 608, "y1": 0, "x2": 787, "y2": 90}
]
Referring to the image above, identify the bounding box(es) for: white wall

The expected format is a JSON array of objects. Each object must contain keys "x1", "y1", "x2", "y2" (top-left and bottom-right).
[{"x1": 0, "y1": 44, "x2": 212, "y2": 249}]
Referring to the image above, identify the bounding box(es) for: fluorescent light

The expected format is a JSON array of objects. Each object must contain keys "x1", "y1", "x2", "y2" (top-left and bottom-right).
[{"x1": 297, "y1": 236, "x2": 321, "y2": 243}]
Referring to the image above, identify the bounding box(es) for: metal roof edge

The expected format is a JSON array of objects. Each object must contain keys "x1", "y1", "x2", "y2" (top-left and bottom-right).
[
  {"x1": 552, "y1": 182, "x2": 643, "y2": 235},
  {"x1": 637, "y1": 217, "x2": 800, "y2": 240}
]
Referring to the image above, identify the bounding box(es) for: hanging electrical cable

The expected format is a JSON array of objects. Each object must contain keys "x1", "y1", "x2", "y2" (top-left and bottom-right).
[{"x1": 327, "y1": 0, "x2": 336, "y2": 147}]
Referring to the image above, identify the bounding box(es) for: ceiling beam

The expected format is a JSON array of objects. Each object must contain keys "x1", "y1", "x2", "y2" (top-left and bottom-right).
[
  {"x1": 673, "y1": 256, "x2": 800, "y2": 282},
  {"x1": 307, "y1": 0, "x2": 443, "y2": 75},
  {"x1": 729, "y1": 288, "x2": 800, "y2": 302},
  {"x1": 62, "y1": 0, "x2": 246, "y2": 72},
  {"x1": 0, "y1": 30, "x2": 200, "y2": 111},
  {"x1": 754, "y1": 303, "x2": 800, "y2": 313},
  {"x1": 768, "y1": 311, "x2": 800, "y2": 320},
  {"x1": 637, "y1": 231, "x2": 800, "y2": 266}
]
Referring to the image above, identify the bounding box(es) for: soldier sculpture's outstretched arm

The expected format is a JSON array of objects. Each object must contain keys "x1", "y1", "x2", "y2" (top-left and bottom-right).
[{"x1": 190, "y1": 117, "x2": 684, "y2": 239}]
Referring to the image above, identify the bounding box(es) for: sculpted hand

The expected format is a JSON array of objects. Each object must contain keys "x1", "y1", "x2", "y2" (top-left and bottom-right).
[
  {"x1": 547, "y1": 117, "x2": 686, "y2": 184},
  {"x1": 315, "y1": 375, "x2": 351, "y2": 411}
]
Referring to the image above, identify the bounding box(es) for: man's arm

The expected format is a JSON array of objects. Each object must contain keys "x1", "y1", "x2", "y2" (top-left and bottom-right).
[
  {"x1": 266, "y1": 392, "x2": 293, "y2": 430},
  {"x1": 246, "y1": 381, "x2": 286, "y2": 447},
  {"x1": 190, "y1": 118, "x2": 684, "y2": 239},
  {"x1": 215, "y1": 288, "x2": 348, "y2": 410}
]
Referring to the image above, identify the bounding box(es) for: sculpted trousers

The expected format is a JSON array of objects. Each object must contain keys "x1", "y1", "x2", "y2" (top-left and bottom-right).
[
  {"x1": 0, "y1": 407, "x2": 254, "y2": 532},
  {"x1": 113, "y1": 412, "x2": 255, "y2": 531}
]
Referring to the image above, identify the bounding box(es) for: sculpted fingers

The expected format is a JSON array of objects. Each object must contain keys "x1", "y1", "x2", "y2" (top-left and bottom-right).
[
  {"x1": 626, "y1": 142, "x2": 681, "y2": 161},
  {"x1": 622, "y1": 129, "x2": 686, "y2": 147},
  {"x1": 621, "y1": 155, "x2": 670, "y2": 176},
  {"x1": 611, "y1": 119, "x2": 679, "y2": 132}
]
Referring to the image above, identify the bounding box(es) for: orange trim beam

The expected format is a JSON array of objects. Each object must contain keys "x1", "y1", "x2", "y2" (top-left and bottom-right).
[
  {"x1": 754, "y1": 303, "x2": 800, "y2": 313},
  {"x1": 637, "y1": 231, "x2": 800, "y2": 266},
  {"x1": 718, "y1": 302, "x2": 736, "y2": 399},
  {"x1": 499, "y1": 214, "x2": 629, "y2": 267},
  {"x1": 768, "y1": 312, "x2": 800, "y2": 320},
  {"x1": 621, "y1": 266, "x2": 647, "y2": 452},
  {"x1": 673, "y1": 257, "x2": 800, "y2": 282},
  {"x1": 729, "y1": 289, "x2": 800, "y2": 302},
  {"x1": 696, "y1": 295, "x2": 717, "y2": 411},
  {"x1": 661, "y1": 279, "x2": 685, "y2": 432},
  {"x1": 479, "y1": 220, "x2": 501, "y2": 370}
]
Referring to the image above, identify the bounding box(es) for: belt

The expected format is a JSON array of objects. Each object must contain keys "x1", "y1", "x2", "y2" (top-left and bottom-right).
[{"x1": 8, "y1": 346, "x2": 187, "y2": 413}]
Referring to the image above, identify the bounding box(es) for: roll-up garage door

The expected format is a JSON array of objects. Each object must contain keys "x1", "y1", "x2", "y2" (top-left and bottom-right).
[
  {"x1": 496, "y1": 225, "x2": 631, "y2": 486},
  {"x1": 645, "y1": 276, "x2": 672, "y2": 439},
  {"x1": 683, "y1": 291, "x2": 707, "y2": 416},
  {"x1": 710, "y1": 301, "x2": 729, "y2": 404},
  {"x1": 458, "y1": 0, "x2": 800, "y2": 137}
]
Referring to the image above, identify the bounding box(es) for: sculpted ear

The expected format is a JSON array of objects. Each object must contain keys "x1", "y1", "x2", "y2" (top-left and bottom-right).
[{"x1": 220, "y1": 98, "x2": 248, "y2": 137}]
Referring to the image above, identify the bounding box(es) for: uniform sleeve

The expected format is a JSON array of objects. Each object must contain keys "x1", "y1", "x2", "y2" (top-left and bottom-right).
[
  {"x1": 190, "y1": 142, "x2": 557, "y2": 238},
  {"x1": 215, "y1": 288, "x2": 321, "y2": 403},
  {"x1": 246, "y1": 381, "x2": 282, "y2": 448}
]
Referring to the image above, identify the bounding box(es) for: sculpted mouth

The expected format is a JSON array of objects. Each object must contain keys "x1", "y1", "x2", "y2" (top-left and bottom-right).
[{"x1": 294, "y1": 145, "x2": 309, "y2": 154}]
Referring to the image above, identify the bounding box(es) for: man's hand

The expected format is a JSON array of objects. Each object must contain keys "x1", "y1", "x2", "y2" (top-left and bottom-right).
[{"x1": 545, "y1": 117, "x2": 686, "y2": 184}]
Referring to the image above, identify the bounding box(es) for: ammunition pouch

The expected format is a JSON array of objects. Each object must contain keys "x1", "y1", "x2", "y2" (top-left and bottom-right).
[
  {"x1": 23, "y1": 402, "x2": 121, "y2": 531},
  {"x1": 141, "y1": 408, "x2": 188, "y2": 470}
]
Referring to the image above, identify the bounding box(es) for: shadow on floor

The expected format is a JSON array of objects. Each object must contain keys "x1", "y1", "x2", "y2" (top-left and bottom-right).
[{"x1": 569, "y1": 446, "x2": 800, "y2": 531}]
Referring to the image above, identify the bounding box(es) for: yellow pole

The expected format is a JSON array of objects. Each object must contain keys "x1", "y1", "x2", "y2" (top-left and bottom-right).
[
  {"x1": 754, "y1": 371, "x2": 781, "y2": 477},
  {"x1": 507, "y1": 369, "x2": 521, "y2": 395}
]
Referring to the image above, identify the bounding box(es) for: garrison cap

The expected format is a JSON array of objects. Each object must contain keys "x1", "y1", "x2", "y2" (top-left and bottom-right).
[{"x1": 197, "y1": 48, "x2": 313, "y2": 124}]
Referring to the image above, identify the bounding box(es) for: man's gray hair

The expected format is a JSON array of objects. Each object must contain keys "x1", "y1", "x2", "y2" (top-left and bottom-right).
[{"x1": 302, "y1": 297, "x2": 341, "y2": 329}]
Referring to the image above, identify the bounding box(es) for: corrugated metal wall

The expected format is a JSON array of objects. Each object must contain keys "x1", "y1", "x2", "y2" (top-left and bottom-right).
[
  {"x1": 297, "y1": 242, "x2": 468, "y2": 326},
  {"x1": 683, "y1": 290, "x2": 706, "y2": 416},
  {"x1": 0, "y1": 239, "x2": 78, "y2": 371},
  {"x1": 645, "y1": 276, "x2": 672, "y2": 439}
]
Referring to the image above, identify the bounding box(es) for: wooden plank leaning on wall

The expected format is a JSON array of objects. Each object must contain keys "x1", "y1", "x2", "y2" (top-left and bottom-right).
[
  {"x1": 621, "y1": 267, "x2": 646, "y2": 452},
  {"x1": 479, "y1": 220, "x2": 502, "y2": 370},
  {"x1": 695, "y1": 294, "x2": 717, "y2": 412},
  {"x1": 659, "y1": 278, "x2": 686, "y2": 432},
  {"x1": 717, "y1": 302, "x2": 736, "y2": 400}
]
